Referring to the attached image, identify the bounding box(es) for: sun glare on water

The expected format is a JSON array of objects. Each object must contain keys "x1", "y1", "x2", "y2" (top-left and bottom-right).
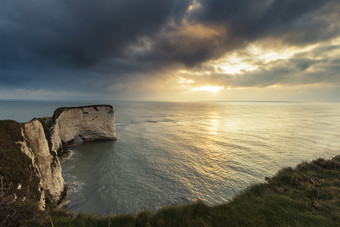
[{"x1": 193, "y1": 86, "x2": 224, "y2": 93}]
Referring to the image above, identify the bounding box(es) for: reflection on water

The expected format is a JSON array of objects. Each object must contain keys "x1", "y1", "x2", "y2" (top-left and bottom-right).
[
  {"x1": 1, "y1": 101, "x2": 339, "y2": 215},
  {"x1": 60, "y1": 102, "x2": 340, "y2": 215}
]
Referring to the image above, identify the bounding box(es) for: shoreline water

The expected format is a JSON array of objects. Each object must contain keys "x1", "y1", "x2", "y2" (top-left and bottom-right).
[
  {"x1": 1, "y1": 100, "x2": 340, "y2": 215},
  {"x1": 3, "y1": 154, "x2": 340, "y2": 226}
]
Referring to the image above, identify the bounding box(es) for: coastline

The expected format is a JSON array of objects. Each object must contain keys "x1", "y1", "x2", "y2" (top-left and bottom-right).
[
  {"x1": 54, "y1": 155, "x2": 340, "y2": 226},
  {"x1": 1, "y1": 102, "x2": 340, "y2": 225},
  {"x1": 2, "y1": 155, "x2": 339, "y2": 226}
]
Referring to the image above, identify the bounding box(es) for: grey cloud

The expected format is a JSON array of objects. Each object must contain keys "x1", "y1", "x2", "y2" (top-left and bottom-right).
[
  {"x1": 127, "y1": 0, "x2": 340, "y2": 71},
  {"x1": 0, "y1": 0, "x2": 339, "y2": 96},
  {"x1": 0, "y1": 0, "x2": 181, "y2": 68},
  {"x1": 192, "y1": 0, "x2": 339, "y2": 43},
  {"x1": 0, "y1": 0, "x2": 190, "y2": 91}
]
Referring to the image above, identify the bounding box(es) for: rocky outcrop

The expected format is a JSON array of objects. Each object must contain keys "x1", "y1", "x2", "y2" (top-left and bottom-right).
[
  {"x1": 18, "y1": 119, "x2": 65, "y2": 210},
  {"x1": 0, "y1": 119, "x2": 65, "y2": 211},
  {"x1": 49, "y1": 105, "x2": 116, "y2": 154},
  {"x1": 0, "y1": 105, "x2": 116, "y2": 211}
]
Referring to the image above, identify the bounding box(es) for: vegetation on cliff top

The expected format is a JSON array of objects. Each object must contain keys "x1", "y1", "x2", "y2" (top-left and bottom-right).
[{"x1": 51, "y1": 155, "x2": 340, "y2": 226}]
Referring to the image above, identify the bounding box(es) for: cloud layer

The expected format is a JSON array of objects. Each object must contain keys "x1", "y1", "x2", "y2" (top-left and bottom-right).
[{"x1": 0, "y1": 0, "x2": 339, "y2": 100}]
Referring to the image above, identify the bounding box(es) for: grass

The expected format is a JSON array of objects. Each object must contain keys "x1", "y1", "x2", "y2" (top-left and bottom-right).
[{"x1": 48, "y1": 155, "x2": 340, "y2": 227}]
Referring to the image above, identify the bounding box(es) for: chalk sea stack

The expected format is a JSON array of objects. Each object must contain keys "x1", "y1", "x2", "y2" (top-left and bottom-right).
[
  {"x1": 49, "y1": 105, "x2": 117, "y2": 152},
  {"x1": 0, "y1": 105, "x2": 116, "y2": 210}
]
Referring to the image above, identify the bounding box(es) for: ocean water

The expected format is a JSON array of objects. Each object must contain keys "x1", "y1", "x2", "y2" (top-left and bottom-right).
[{"x1": 1, "y1": 101, "x2": 340, "y2": 215}]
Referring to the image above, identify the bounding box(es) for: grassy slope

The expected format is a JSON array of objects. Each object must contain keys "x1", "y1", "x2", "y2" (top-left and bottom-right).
[{"x1": 51, "y1": 155, "x2": 340, "y2": 227}]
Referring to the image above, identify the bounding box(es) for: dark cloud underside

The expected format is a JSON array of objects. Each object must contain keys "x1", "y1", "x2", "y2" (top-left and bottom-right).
[{"x1": 0, "y1": 0, "x2": 339, "y2": 96}]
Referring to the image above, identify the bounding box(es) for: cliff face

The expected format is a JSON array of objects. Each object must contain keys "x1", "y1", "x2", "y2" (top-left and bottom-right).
[
  {"x1": 0, "y1": 120, "x2": 65, "y2": 210},
  {"x1": 0, "y1": 105, "x2": 116, "y2": 211},
  {"x1": 49, "y1": 105, "x2": 116, "y2": 154},
  {"x1": 21, "y1": 119, "x2": 65, "y2": 209}
]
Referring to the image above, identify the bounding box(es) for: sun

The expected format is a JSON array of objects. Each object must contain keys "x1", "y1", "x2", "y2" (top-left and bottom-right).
[{"x1": 193, "y1": 86, "x2": 224, "y2": 93}]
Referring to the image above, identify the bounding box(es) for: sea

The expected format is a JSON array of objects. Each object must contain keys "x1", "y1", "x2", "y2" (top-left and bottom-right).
[{"x1": 1, "y1": 100, "x2": 340, "y2": 215}]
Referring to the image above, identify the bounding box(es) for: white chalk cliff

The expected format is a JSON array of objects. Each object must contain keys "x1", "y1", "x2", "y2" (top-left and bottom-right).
[
  {"x1": 17, "y1": 119, "x2": 65, "y2": 210},
  {"x1": 49, "y1": 105, "x2": 116, "y2": 154},
  {"x1": 1, "y1": 105, "x2": 116, "y2": 210}
]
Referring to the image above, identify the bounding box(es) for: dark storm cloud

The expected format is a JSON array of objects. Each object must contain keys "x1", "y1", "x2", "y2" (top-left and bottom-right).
[
  {"x1": 143, "y1": 0, "x2": 340, "y2": 67},
  {"x1": 0, "y1": 0, "x2": 339, "y2": 95},
  {"x1": 0, "y1": 0, "x2": 181, "y2": 67},
  {"x1": 191, "y1": 0, "x2": 339, "y2": 42},
  {"x1": 0, "y1": 0, "x2": 193, "y2": 91}
]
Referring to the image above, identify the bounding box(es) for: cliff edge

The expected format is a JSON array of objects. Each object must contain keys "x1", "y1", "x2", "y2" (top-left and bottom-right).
[{"x1": 0, "y1": 105, "x2": 116, "y2": 211}]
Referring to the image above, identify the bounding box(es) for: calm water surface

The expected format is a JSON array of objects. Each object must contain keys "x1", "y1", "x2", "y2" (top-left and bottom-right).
[{"x1": 1, "y1": 101, "x2": 340, "y2": 215}]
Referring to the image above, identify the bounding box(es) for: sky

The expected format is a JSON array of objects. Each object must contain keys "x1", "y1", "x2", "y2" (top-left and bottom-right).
[{"x1": 0, "y1": 0, "x2": 339, "y2": 101}]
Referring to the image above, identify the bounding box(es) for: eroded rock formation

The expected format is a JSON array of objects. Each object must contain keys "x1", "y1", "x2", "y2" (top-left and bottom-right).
[
  {"x1": 49, "y1": 105, "x2": 116, "y2": 154},
  {"x1": 0, "y1": 105, "x2": 116, "y2": 210},
  {"x1": 18, "y1": 119, "x2": 65, "y2": 210},
  {"x1": 0, "y1": 119, "x2": 65, "y2": 210}
]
